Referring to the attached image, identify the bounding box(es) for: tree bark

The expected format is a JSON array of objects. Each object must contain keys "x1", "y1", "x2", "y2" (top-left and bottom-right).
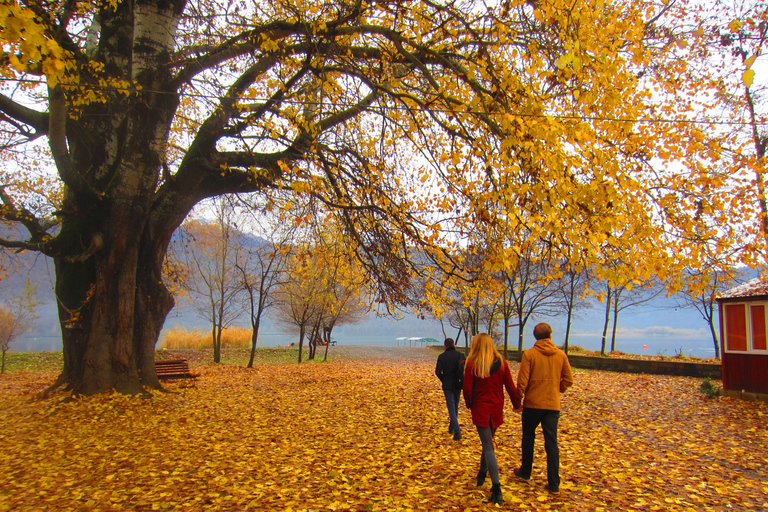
[
  {"x1": 54, "y1": 221, "x2": 176, "y2": 395},
  {"x1": 563, "y1": 280, "x2": 576, "y2": 354},
  {"x1": 708, "y1": 318, "x2": 720, "y2": 359},
  {"x1": 600, "y1": 287, "x2": 612, "y2": 356},
  {"x1": 248, "y1": 317, "x2": 261, "y2": 368}
]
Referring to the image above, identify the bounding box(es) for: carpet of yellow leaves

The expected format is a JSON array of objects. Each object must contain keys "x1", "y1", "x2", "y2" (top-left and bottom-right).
[{"x1": 0, "y1": 350, "x2": 766, "y2": 511}]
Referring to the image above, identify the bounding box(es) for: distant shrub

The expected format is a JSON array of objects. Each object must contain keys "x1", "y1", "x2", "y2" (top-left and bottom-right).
[
  {"x1": 160, "y1": 326, "x2": 252, "y2": 349},
  {"x1": 700, "y1": 378, "x2": 720, "y2": 399}
]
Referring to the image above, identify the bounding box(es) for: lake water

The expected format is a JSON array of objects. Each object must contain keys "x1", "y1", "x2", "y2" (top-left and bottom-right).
[{"x1": 11, "y1": 326, "x2": 721, "y2": 359}]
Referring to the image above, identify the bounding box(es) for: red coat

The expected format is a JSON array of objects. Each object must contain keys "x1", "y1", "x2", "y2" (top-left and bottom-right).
[{"x1": 463, "y1": 358, "x2": 521, "y2": 429}]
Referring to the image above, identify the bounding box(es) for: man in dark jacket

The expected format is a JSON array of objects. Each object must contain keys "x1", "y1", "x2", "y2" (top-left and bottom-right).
[{"x1": 435, "y1": 337, "x2": 464, "y2": 441}]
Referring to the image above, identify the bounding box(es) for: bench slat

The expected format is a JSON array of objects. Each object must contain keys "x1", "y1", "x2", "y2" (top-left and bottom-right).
[{"x1": 155, "y1": 359, "x2": 197, "y2": 380}]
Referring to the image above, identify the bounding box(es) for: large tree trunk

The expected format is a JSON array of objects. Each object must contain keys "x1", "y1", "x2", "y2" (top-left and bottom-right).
[
  {"x1": 46, "y1": 1, "x2": 189, "y2": 396},
  {"x1": 41, "y1": 1, "x2": 187, "y2": 396},
  {"x1": 54, "y1": 220, "x2": 176, "y2": 395}
]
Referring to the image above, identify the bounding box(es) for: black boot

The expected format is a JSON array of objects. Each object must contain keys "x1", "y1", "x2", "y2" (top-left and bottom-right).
[
  {"x1": 487, "y1": 483, "x2": 503, "y2": 505},
  {"x1": 476, "y1": 470, "x2": 487, "y2": 486}
]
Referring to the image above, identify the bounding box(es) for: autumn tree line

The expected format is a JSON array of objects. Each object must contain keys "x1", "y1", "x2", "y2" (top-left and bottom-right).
[
  {"x1": 0, "y1": 0, "x2": 765, "y2": 394},
  {"x1": 169, "y1": 194, "x2": 740, "y2": 367}
]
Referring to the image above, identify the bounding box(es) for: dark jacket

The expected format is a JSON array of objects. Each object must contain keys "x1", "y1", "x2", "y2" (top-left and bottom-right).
[
  {"x1": 463, "y1": 358, "x2": 521, "y2": 429},
  {"x1": 435, "y1": 347, "x2": 463, "y2": 391}
]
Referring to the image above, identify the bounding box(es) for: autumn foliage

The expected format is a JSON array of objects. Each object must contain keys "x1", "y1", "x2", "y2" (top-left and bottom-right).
[{"x1": 1, "y1": 348, "x2": 766, "y2": 511}]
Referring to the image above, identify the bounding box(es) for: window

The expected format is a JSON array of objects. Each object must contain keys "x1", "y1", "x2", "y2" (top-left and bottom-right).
[
  {"x1": 725, "y1": 304, "x2": 747, "y2": 351},
  {"x1": 723, "y1": 301, "x2": 768, "y2": 353},
  {"x1": 752, "y1": 305, "x2": 767, "y2": 351}
]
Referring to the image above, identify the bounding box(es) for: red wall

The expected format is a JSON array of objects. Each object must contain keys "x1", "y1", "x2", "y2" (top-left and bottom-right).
[{"x1": 722, "y1": 352, "x2": 768, "y2": 394}]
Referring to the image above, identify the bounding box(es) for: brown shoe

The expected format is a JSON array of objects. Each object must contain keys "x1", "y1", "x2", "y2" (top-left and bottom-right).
[
  {"x1": 513, "y1": 468, "x2": 530, "y2": 481},
  {"x1": 544, "y1": 484, "x2": 560, "y2": 494}
]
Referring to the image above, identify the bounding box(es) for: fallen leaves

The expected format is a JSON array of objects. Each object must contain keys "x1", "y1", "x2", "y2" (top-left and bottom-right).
[{"x1": 0, "y1": 353, "x2": 766, "y2": 511}]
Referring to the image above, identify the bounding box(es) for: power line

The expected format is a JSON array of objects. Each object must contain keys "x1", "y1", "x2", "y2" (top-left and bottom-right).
[{"x1": 0, "y1": 76, "x2": 766, "y2": 127}]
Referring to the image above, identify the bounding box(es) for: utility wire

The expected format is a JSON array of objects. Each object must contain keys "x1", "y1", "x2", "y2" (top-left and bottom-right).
[{"x1": 0, "y1": 77, "x2": 766, "y2": 127}]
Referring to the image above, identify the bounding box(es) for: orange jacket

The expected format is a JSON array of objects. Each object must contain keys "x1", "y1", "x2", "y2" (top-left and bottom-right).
[{"x1": 517, "y1": 339, "x2": 573, "y2": 411}]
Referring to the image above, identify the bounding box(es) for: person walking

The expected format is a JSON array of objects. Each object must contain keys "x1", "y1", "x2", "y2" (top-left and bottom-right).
[
  {"x1": 514, "y1": 322, "x2": 574, "y2": 494},
  {"x1": 463, "y1": 333, "x2": 521, "y2": 505},
  {"x1": 435, "y1": 337, "x2": 464, "y2": 441}
]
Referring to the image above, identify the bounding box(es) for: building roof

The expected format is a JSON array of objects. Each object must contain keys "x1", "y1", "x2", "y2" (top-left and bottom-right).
[{"x1": 717, "y1": 277, "x2": 768, "y2": 300}]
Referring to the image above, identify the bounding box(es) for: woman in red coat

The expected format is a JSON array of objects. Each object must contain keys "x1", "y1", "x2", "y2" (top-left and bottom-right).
[{"x1": 463, "y1": 333, "x2": 522, "y2": 505}]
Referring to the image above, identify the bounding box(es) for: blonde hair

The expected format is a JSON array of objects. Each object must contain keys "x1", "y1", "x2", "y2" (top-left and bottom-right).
[{"x1": 467, "y1": 333, "x2": 503, "y2": 378}]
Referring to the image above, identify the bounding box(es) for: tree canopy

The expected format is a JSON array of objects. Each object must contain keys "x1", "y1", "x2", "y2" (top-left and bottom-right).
[{"x1": 0, "y1": 0, "x2": 764, "y2": 394}]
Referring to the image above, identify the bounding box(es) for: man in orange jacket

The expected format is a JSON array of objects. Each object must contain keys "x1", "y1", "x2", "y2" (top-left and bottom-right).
[{"x1": 514, "y1": 323, "x2": 574, "y2": 494}]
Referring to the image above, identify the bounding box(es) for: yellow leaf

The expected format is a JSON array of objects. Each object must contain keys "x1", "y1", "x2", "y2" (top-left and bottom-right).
[{"x1": 743, "y1": 69, "x2": 755, "y2": 88}]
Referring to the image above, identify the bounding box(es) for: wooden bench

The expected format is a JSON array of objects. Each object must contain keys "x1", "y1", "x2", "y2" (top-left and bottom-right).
[{"x1": 155, "y1": 359, "x2": 197, "y2": 380}]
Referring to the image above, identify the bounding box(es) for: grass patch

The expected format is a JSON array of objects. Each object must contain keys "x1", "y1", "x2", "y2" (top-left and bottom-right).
[
  {"x1": 217, "y1": 347, "x2": 303, "y2": 365},
  {"x1": 2, "y1": 351, "x2": 63, "y2": 373},
  {"x1": 156, "y1": 347, "x2": 314, "y2": 366},
  {"x1": 2, "y1": 346, "x2": 331, "y2": 375}
]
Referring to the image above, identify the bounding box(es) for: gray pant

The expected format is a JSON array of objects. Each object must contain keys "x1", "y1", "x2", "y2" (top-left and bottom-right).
[{"x1": 476, "y1": 420, "x2": 499, "y2": 485}]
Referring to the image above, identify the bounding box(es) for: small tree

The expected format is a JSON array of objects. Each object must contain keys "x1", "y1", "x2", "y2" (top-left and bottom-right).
[
  {"x1": 0, "y1": 282, "x2": 39, "y2": 373},
  {"x1": 556, "y1": 266, "x2": 593, "y2": 354},
  {"x1": 675, "y1": 269, "x2": 743, "y2": 359},
  {"x1": 273, "y1": 249, "x2": 326, "y2": 363},
  {"x1": 274, "y1": 221, "x2": 369, "y2": 362},
  {"x1": 176, "y1": 200, "x2": 247, "y2": 363},
  {"x1": 599, "y1": 278, "x2": 663, "y2": 355},
  {"x1": 499, "y1": 252, "x2": 564, "y2": 354},
  {"x1": 233, "y1": 206, "x2": 295, "y2": 368}
]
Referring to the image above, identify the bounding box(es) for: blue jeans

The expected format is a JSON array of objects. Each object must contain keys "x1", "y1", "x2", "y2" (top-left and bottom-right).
[
  {"x1": 520, "y1": 408, "x2": 561, "y2": 489},
  {"x1": 443, "y1": 388, "x2": 461, "y2": 434}
]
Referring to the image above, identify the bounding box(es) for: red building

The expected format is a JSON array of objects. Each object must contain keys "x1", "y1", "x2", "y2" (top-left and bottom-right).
[{"x1": 717, "y1": 278, "x2": 768, "y2": 397}]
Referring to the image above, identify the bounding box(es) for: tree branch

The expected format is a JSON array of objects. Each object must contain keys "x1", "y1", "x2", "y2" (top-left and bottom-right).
[
  {"x1": 0, "y1": 94, "x2": 48, "y2": 135},
  {"x1": 47, "y1": 86, "x2": 100, "y2": 204},
  {"x1": 171, "y1": 22, "x2": 298, "y2": 88},
  {"x1": 0, "y1": 185, "x2": 56, "y2": 244}
]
